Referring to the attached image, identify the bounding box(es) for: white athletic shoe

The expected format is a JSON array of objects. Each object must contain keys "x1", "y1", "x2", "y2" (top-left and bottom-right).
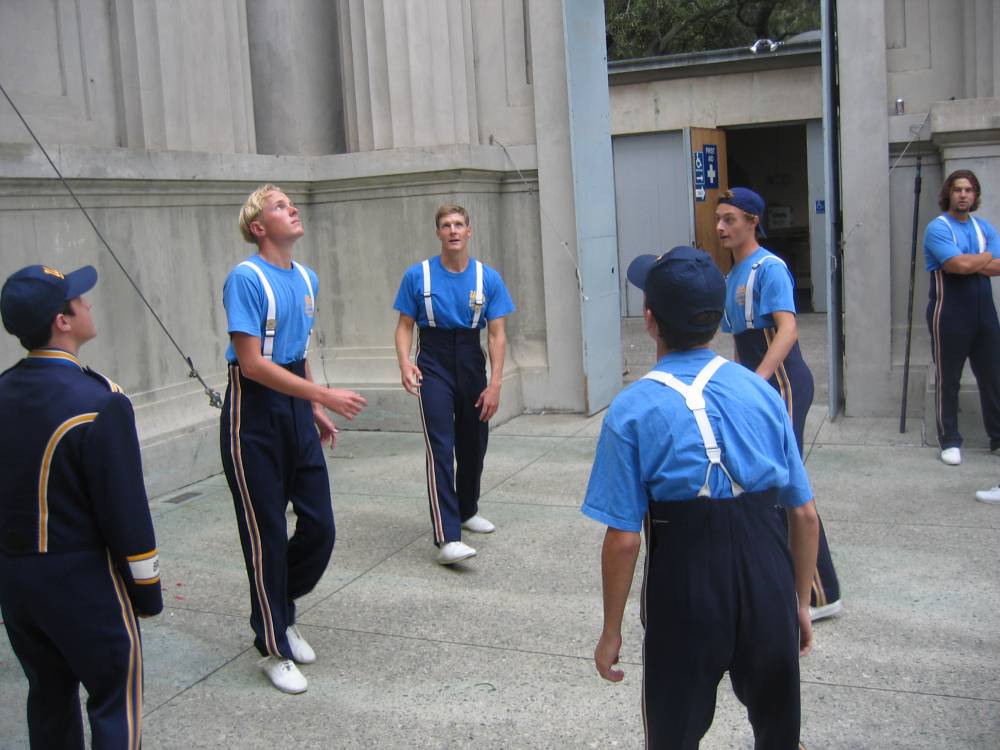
[
  {"x1": 975, "y1": 485, "x2": 1000, "y2": 504},
  {"x1": 286, "y1": 625, "x2": 316, "y2": 664},
  {"x1": 258, "y1": 656, "x2": 308, "y2": 694},
  {"x1": 940, "y1": 447, "x2": 961, "y2": 466},
  {"x1": 809, "y1": 599, "x2": 843, "y2": 622},
  {"x1": 461, "y1": 514, "x2": 496, "y2": 533},
  {"x1": 437, "y1": 541, "x2": 477, "y2": 565}
]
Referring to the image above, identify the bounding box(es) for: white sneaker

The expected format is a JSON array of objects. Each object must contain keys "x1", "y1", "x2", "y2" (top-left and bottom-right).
[
  {"x1": 940, "y1": 447, "x2": 961, "y2": 466},
  {"x1": 437, "y1": 541, "x2": 477, "y2": 565},
  {"x1": 975, "y1": 485, "x2": 1000, "y2": 504},
  {"x1": 286, "y1": 625, "x2": 316, "y2": 664},
  {"x1": 258, "y1": 656, "x2": 307, "y2": 694},
  {"x1": 809, "y1": 599, "x2": 843, "y2": 622},
  {"x1": 461, "y1": 514, "x2": 496, "y2": 533}
]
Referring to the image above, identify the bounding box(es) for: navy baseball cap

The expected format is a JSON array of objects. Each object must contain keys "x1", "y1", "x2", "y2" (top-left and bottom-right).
[
  {"x1": 626, "y1": 247, "x2": 724, "y2": 333},
  {"x1": 717, "y1": 187, "x2": 767, "y2": 238},
  {"x1": 1, "y1": 264, "x2": 97, "y2": 344}
]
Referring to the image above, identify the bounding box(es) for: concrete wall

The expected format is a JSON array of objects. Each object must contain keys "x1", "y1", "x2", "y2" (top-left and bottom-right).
[
  {"x1": 0, "y1": 1, "x2": 616, "y2": 496},
  {"x1": 610, "y1": 65, "x2": 822, "y2": 134},
  {"x1": 0, "y1": 143, "x2": 542, "y2": 496}
]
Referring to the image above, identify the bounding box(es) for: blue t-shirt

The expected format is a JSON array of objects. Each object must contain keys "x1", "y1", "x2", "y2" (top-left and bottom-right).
[
  {"x1": 581, "y1": 348, "x2": 813, "y2": 533},
  {"x1": 223, "y1": 255, "x2": 319, "y2": 364},
  {"x1": 721, "y1": 248, "x2": 797, "y2": 335},
  {"x1": 923, "y1": 214, "x2": 999, "y2": 272},
  {"x1": 393, "y1": 256, "x2": 516, "y2": 329}
]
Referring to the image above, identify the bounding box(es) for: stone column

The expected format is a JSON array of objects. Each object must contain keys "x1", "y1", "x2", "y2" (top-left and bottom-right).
[
  {"x1": 246, "y1": 0, "x2": 345, "y2": 155},
  {"x1": 338, "y1": 0, "x2": 478, "y2": 151},
  {"x1": 963, "y1": 0, "x2": 1000, "y2": 99},
  {"x1": 838, "y1": 0, "x2": 895, "y2": 415}
]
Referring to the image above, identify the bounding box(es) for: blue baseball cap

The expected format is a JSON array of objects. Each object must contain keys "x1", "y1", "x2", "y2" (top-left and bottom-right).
[
  {"x1": 626, "y1": 246, "x2": 724, "y2": 333},
  {"x1": 717, "y1": 187, "x2": 767, "y2": 237},
  {"x1": 1, "y1": 264, "x2": 97, "y2": 344}
]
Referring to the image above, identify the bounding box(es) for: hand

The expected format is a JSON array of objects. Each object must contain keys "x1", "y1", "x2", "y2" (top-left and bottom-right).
[
  {"x1": 399, "y1": 362, "x2": 423, "y2": 397},
  {"x1": 798, "y1": 605, "x2": 814, "y2": 657},
  {"x1": 475, "y1": 383, "x2": 501, "y2": 422},
  {"x1": 318, "y1": 387, "x2": 367, "y2": 420},
  {"x1": 313, "y1": 405, "x2": 339, "y2": 448},
  {"x1": 594, "y1": 630, "x2": 625, "y2": 682}
]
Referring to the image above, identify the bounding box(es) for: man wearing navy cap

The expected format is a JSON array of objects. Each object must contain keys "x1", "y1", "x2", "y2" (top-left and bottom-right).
[
  {"x1": 0, "y1": 264, "x2": 162, "y2": 749},
  {"x1": 583, "y1": 247, "x2": 819, "y2": 749},
  {"x1": 717, "y1": 186, "x2": 842, "y2": 622}
]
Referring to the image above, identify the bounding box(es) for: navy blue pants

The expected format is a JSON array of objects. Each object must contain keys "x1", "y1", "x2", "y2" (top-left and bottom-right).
[
  {"x1": 0, "y1": 549, "x2": 144, "y2": 750},
  {"x1": 926, "y1": 270, "x2": 1000, "y2": 450},
  {"x1": 641, "y1": 492, "x2": 801, "y2": 749},
  {"x1": 220, "y1": 361, "x2": 335, "y2": 658},
  {"x1": 735, "y1": 330, "x2": 840, "y2": 608},
  {"x1": 416, "y1": 328, "x2": 489, "y2": 545}
]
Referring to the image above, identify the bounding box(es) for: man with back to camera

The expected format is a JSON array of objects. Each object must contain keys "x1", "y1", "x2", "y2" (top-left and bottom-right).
[
  {"x1": 923, "y1": 169, "x2": 1000, "y2": 472},
  {"x1": 393, "y1": 204, "x2": 515, "y2": 565},
  {"x1": 0, "y1": 263, "x2": 162, "y2": 749},
  {"x1": 583, "y1": 246, "x2": 819, "y2": 749},
  {"x1": 221, "y1": 184, "x2": 367, "y2": 693}
]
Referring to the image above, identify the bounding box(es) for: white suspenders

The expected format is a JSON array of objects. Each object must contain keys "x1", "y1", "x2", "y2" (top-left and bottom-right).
[
  {"x1": 935, "y1": 214, "x2": 986, "y2": 253},
  {"x1": 238, "y1": 260, "x2": 315, "y2": 360},
  {"x1": 743, "y1": 254, "x2": 787, "y2": 327},
  {"x1": 421, "y1": 258, "x2": 484, "y2": 329},
  {"x1": 642, "y1": 356, "x2": 745, "y2": 498}
]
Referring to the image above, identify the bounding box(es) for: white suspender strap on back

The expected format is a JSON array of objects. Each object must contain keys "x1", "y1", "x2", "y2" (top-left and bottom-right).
[
  {"x1": 422, "y1": 259, "x2": 436, "y2": 328},
  {"x1": 238, "y1": 261, "x2": 276, "y2": 360},
  {"x1": 936, "y1": 214, "x2": 986, "y2": 253},
  {"x1": 292, "y1": 261, "x2": 315, "y2": 356},
  {"x1": 744, "y1": 254, "x2": 786, "y2": 327},
  {"x1": 470, "y1": 260, "x2": 484, "y2": 329},
  {"x1": 642, "y1": 356, "x2": 744, "y2": 498}
]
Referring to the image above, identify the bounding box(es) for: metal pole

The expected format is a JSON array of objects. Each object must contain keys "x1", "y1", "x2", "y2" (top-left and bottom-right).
[{"x1": 900, "y1": 155, "x2": 923, "y2": 432}]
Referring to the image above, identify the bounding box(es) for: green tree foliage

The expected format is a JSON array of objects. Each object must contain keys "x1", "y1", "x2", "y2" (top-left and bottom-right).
[{"x1": 606, "y1": 0, "x2": 820, "y2": 60}]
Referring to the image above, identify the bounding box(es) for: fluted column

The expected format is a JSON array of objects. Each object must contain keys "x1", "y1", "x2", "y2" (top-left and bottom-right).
[
  {"x1": 338, "y1": 0, "x2": 478, "y2": 151},
  {"x1": 246, "y1": 0, "x2": 345, "y2": 155}
]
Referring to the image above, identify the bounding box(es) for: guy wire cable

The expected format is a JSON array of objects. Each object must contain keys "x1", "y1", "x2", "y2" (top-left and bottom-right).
[{"x1": 0, "y1": 80, "x2": 223, "y2": 408}]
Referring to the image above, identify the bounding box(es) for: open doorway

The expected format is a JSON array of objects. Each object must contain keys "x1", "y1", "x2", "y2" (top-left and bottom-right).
[{"x1": 725, "y1": 123, "x2": 815, "y2": 312}]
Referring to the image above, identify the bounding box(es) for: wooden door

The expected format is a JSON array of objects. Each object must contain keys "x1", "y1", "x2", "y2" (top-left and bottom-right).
[{"x1": 688, "y1": 127, "x2": 730, "y2": 272}]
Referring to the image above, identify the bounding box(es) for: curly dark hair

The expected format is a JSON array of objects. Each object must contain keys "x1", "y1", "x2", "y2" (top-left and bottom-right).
[{"x1": 938, "y1": 170, "x2": 981, "y2": 212}]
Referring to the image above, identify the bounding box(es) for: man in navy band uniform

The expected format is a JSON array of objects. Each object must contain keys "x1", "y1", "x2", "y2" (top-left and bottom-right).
[
  {"x1": 221, "y1": 184, "x2": 367, "y2": 693},
  {"x1": 0, "y1": 264, "x2": 162, "y2": 749},
  {"x1": 583, "y1": 247, "x2": 819, "y2": 749},
  {"x1": 394, "y1": 204, "x2": 515, "y2": 565},
  {"x1": 922, "y1": 169, "x2": 1000, "y2": 467}
]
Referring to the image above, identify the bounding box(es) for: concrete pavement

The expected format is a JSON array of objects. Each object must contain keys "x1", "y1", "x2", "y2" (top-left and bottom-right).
[{"x1": 2, "y1": 323, "x2": 999, "y2": 748}]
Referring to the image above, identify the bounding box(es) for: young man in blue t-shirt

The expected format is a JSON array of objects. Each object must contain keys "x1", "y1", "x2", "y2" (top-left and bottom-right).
[
  {"x1": 922, "y1": 169, "x2": 1000, "y2": 469},
  {"x1": 221, "y1": 184, "x2": 367, "y2": 693},
  {"x1": 584, "y1": 246, "x2": 819, "y2": 749},
  {"x1": 393, "y1": 204, "x2": 515, "y2": 564}
]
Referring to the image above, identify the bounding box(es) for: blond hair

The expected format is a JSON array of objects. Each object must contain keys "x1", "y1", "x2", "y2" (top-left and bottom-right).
[
  {"x1": 434, "y1": 204, "x2": 470, "y2": 229},
  {"x1": 239, "y1": 184, "x2": 282, "y2": 243}
]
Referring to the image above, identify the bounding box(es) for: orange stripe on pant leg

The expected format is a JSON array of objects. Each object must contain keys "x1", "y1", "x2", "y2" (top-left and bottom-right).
[
  {"x1": 415, "y1": 340, "x2": 445, "y2": 544},
  {"x1": 416, "y1": 402, "x2": 445, "y2": 542},
  {"x1": 932, "y1": 271, "x2": 946, "y2": 438},
  {"x1": 106, "y1": 552, "x2": 142, "y2": 750},
  {"x1": 764, "y1": 327, "x2": 794, "y2": 423},
  {"x1": 229, "y1": 366, "x2": 280, "y2": 657}
]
